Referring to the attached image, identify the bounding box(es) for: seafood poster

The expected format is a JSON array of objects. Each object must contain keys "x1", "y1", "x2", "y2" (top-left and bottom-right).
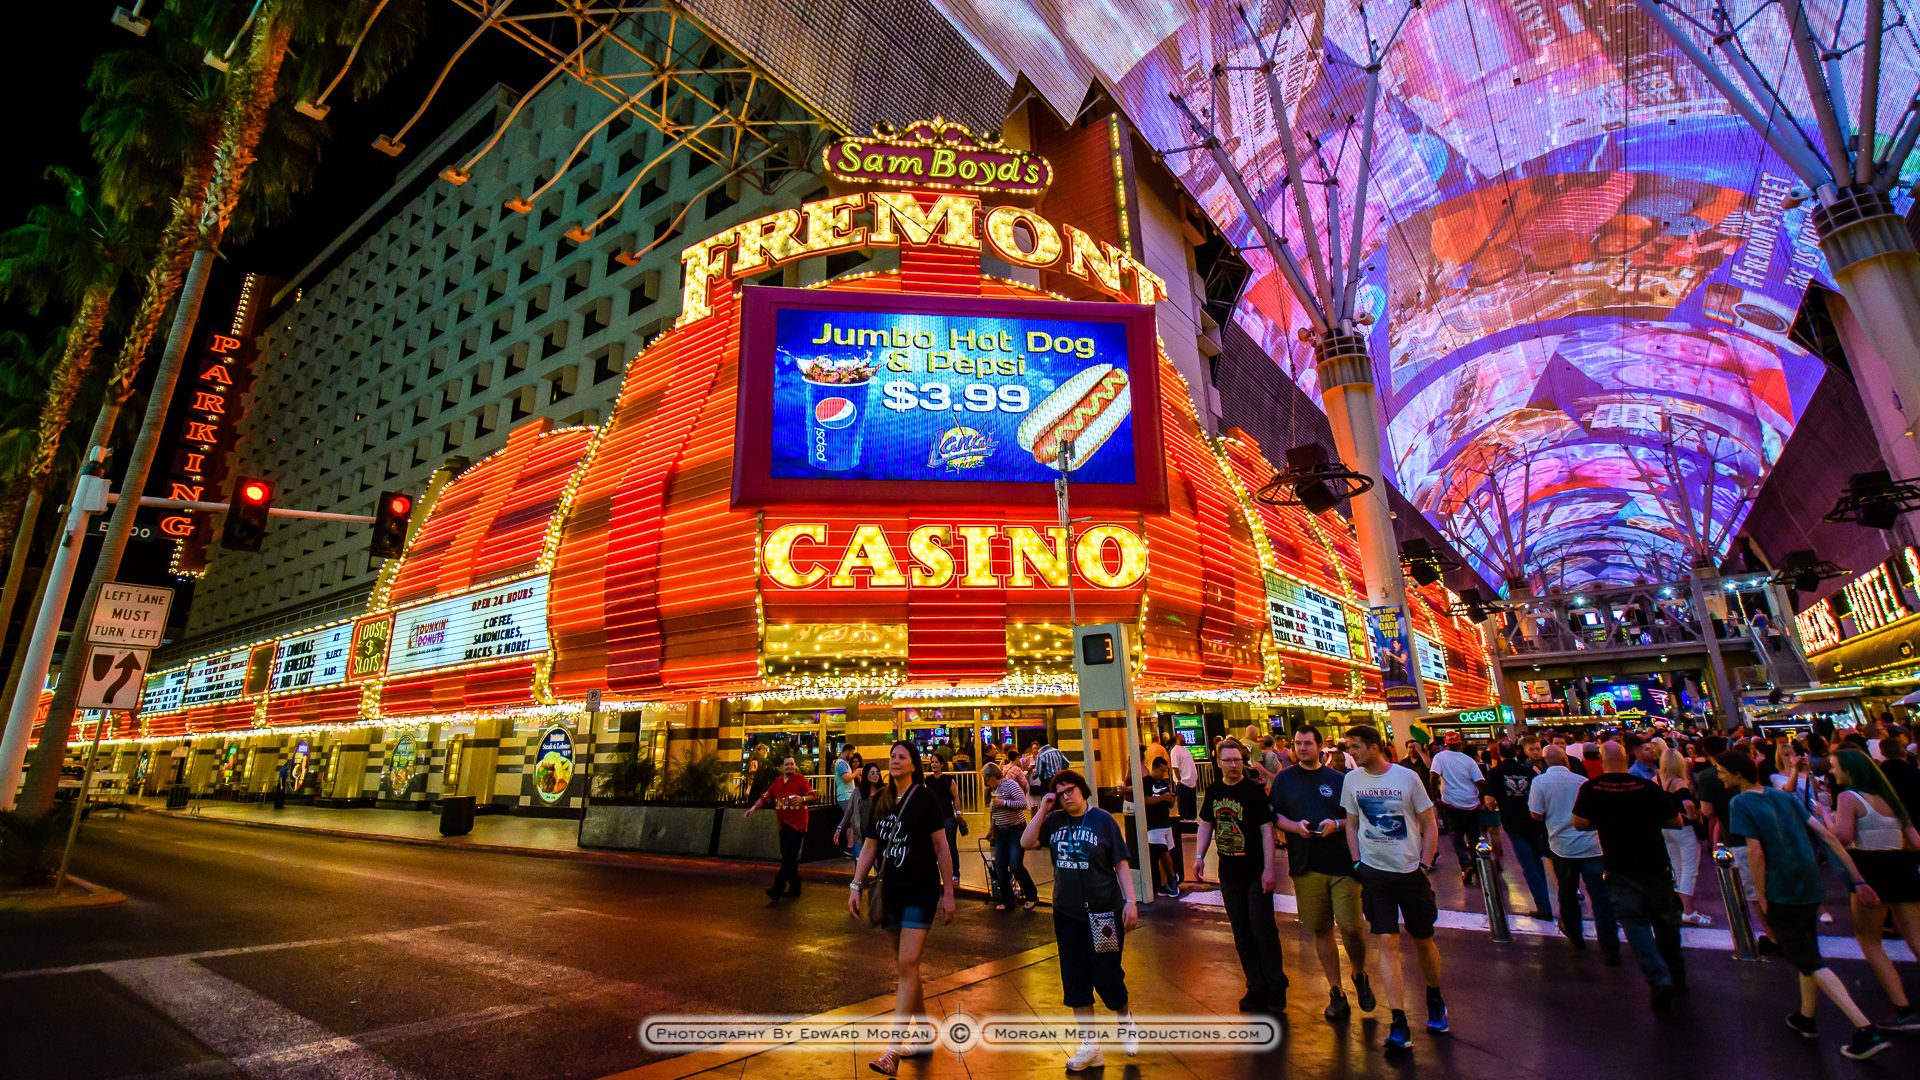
[
  {"x1": 531, "y1": 726, "x2": 575, "y2": 805},
  {"x1": 766, "y1": 305, "x2": 1137, "y2": 485}
]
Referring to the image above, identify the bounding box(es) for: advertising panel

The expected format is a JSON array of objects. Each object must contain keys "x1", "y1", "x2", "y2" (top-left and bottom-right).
[
  {"x1": 531, "y1": 725, "x2": 575, "y2": 804},
  {"x1": 1369, "y1": 604, "x2": 1418, "y2": 710},
  {"x1": 388, "y1": 576, "x2": 550, "y2": 676},
  {"x1": 269, "y1": 624, "x2": 354, "y2": 693},
  {"x1": 1264, "y1": 573, "x2": 1353, "y2": 661},
  {"x1": 384, "y1": 731, "x2": 418, "y2": 796},
  {"x1": 181, "y1": 647, "x2": 251, "y2": 708},
  {"x1": 142, "y1": 667, "x2": 190, "y2": 714},
  {"x1": 735, "y1": 287, "x2": 1164, "y2": 508},
  {"x1": 1413, "y1": 632, "x2": 1450, "y2": 685}
]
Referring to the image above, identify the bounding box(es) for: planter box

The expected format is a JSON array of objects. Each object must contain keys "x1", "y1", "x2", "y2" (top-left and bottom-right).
[
  {"x1": 578, "y1": 803, "x2": 721, "y2": 855},
  {"x1": 715, "y1": 805, "x2": 841, "y2": 861}
]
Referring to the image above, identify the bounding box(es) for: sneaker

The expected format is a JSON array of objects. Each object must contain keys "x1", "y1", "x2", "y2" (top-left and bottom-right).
[
  {"x1": 868, "y1": 1050, "x2": 900, "y2": 1076},
  {"x1": 1527, "y1": 909, "x2": 1553, "y2": 921},
  {"x1": 1680, "y1": 912, "x2": 1712, "y2": 927},
  {"x1": 1756, "y1": 934, "x2": 1780, "y2": 956},
  {"x1": 1325, "y1": 990, "x2": 1350, "y2": 1023},
  {"x1": 1818, "y1": 910, "x2": 1835, "y2": 924},
  {"x1": 1120, "y1": 1015, "x2": 1138, "y2": 1056},
  {"x1": 1353, "y1": 973, "x2": 1376, "y2": 1012},
  {"x1": 1238, "y1": 991, "x2": 1266, "y2": 1013},
  {"x1": 1842, "y1": 1026, "x2": 1891, "y2": 1061},
  {"x1": 1384, "y1": 1015, "x2": 1412, "y2": 1053},
  {"x1": 1884, "y1": 1007, "x2": 1920, "y2": 1031},
  {"x1": 1159, "y1": 883, "x2": 1181, "y2": 899},
  {"x1": 1785, "y1": 1012, "x2": 1819, "y2": 1039},
  {"x1": 1065, "y1": 1043, "x2": 1105, "y2": 1071},
  {"x1": 765, "y1": 886, "x2": 781, "y2": 902},
  {"x1": 1426, "y1": 999, "x2": 1449, "y2": 1035}
]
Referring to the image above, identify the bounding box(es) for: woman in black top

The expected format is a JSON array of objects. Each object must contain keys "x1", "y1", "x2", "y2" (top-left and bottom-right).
[
  {"x1": 925, "y1": 753, "x2": 961, "y2": 880},
  {"x1": 1024, "y1": 767, "x2": 1138, "y2": 1070},
  {"x1": 848, "y1": 741, "x2": 955, "y2": 1077}
]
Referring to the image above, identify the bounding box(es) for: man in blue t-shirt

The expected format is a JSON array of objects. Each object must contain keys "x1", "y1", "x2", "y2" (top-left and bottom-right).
[{"x1": 1716, "y1": 751, "x2": 1890, "y2": 1061}]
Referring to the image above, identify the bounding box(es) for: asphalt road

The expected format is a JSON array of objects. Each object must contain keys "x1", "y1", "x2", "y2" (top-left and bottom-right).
[
  {"x1": 0, "y1": 813, "x2": 1054, "y2": 1080},
  {"x1": 7, "y1": 813, "x2": 1920, "y2": 1080}
]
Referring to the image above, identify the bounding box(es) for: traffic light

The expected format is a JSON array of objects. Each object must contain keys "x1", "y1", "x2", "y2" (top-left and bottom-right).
[
  {"x1": 370, "y1": 491, "x2": 413, "y2": 559},
  {"x1": 221, "y1": 476, "x2": 273, "y2": 551}
]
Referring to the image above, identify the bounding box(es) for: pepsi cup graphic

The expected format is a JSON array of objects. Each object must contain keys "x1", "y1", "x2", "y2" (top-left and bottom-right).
[{"x1": 798, "y1": 355, "x2": 878, "y2": 471}]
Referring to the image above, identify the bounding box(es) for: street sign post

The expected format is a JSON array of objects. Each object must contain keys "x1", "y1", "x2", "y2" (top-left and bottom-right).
[
  {"x1": 77, "y1": 647, "x2": 150, "y2": 712},
  {"x1": 85, "y1": 582, "x2": 174, "y2": 649}
]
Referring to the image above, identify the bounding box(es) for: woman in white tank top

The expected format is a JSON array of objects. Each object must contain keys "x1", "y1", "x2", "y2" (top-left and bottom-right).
[{"x1": 1826, "y1": 749, "x2": 1920, "y2": 1029}]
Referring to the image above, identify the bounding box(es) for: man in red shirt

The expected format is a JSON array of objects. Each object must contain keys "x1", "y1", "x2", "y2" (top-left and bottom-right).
[{"x1": 748, "y1": 755, "x2": 818, "y2": 901}]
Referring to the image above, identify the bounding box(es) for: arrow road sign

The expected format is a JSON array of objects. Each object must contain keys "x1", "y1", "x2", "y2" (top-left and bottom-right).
[{"x1": 78, "y1": 647, "x2": 150, "y2": 712}]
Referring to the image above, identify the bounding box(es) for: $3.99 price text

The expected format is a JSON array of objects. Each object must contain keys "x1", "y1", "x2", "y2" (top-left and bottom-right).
[{"x1": 882, "y1": 381, "x2": 1031, "y2": 413}]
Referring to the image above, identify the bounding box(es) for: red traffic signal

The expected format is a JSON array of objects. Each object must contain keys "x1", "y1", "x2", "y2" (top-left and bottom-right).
[
  {"x1": 370, "y1": 490, "x2": 414, "y2": 560},
  {"x1": 221, "y1": 476, "x2": 273, "y2": 551}
]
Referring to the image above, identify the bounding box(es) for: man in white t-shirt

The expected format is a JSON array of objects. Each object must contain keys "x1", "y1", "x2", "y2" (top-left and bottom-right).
[
  {"x1": 1429, "y1": 738, "x2": 1491, "y2": 885},
  {"x1": 1340, "y1": 724, "x2": 1445, "y2": 1054}
]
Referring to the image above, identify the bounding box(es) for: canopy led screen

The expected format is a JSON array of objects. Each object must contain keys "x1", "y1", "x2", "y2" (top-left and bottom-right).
[{"x1": 934, "y1": 0, "x2": 1919, "y2": 590}]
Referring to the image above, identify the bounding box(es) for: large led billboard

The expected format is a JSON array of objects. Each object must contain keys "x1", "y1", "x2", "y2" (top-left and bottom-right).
[{"x1": 733, "y1": 287, "x2": 1165, "y2": 508}]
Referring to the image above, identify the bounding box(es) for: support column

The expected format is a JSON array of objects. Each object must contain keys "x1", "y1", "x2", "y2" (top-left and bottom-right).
[
  {"x1": 1816, "y1": 188, "x2": 1920, "y2": 482},
  {"x1": 1483, "y1": 620, "x2": 1527, "y2": 736},
  {"x1": 1316, "y1": 331, "x2": 1427, "y2": 716},
  {"x1": 1689, "y1": 566, "x2": 1739, "y2": 729}
]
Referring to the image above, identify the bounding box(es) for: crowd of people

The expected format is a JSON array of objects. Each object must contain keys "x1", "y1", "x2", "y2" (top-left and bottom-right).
[{"x1": 795, "y1": 716, "x2": 1919, "y2": 1073}]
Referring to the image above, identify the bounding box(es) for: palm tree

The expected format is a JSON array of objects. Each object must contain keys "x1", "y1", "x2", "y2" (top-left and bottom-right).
[
  {"x1": 11, "y1": 0, "x2": 425, "y2": 817},
  {"x1": 0, "y1": 169, "x2": 148, "y2": 655}
]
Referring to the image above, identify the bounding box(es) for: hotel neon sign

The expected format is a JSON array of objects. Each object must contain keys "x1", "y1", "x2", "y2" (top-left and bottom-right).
[{"x1": 678, "y1": 190, "x2": 1165, "y2": 325}]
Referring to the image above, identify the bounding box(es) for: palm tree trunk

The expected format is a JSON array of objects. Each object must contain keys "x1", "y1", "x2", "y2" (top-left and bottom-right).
[
  {"x1": 18, "y1": 11, "x2": 294, "y2": 818},
  {"x1": 0, "y1": 283, "x2": 115, "y2": 644}
]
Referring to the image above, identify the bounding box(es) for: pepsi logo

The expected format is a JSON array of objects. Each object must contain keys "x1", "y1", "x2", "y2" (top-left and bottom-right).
[{"x1": 814, "y1": 398, "x2": 858, "y2": 428}]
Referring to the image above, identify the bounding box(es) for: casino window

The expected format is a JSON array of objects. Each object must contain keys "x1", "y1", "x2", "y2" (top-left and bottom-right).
[
  {"x1": 591, "y1": 344, "x2": 625, "y2": 384},
  {"x1": 544, "y1": 366, "x2": 577, "y2": 405},
  {"x1": 509, "y1": 386, "x2": 533, "y2": 422},
  {"x1": 580, "y1": 298, "x2": 611, "y2": 338},
  {"x1": 541, "y1": 322, "x2": 568, "y2": 359}
]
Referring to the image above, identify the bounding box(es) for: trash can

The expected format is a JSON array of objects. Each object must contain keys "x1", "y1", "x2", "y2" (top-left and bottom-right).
[
  {"x1": 165, "y1": 784, "x2": 190, "y2": 810},
  {"x1": 439, "y1": 795, "x2": 477, "y2": 836}
]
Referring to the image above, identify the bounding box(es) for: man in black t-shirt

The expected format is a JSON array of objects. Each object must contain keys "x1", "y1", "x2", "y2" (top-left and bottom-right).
[
  {"x1": 1571, "y1": 742, "x2": 1686, "y2": 1009},
  {"x1": 1144, "y1": 758, "x2": 1180, "y2": 897},
  {"x1": 1270, "y1": 726, "x2": 1372, "y2": 1023},
  {"x1": 1487, "y1": 740, "x2": 1555, "y2": 919},
  {"x1": 1197, "y1": 739, "x2": 1288, "y2": 1012}
]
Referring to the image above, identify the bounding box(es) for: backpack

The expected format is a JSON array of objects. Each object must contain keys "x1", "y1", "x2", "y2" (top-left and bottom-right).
[{"x1": 1034, "y1": 747, "x2": 1069, "y2": 788}]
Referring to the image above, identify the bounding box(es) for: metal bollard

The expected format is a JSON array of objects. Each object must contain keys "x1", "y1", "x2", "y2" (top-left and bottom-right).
[
  {"x1": 1713, "y1": 845, "x2": 1760, "y2": 961},
  {"x1": 1475, "y1": 838, "x2": 1511, "y2": 943}
]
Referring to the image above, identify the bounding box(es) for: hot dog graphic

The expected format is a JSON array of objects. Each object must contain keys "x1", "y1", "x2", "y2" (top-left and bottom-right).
[{"x1": 1016, "y1": 364, "x2": 1131, "y2": 468}]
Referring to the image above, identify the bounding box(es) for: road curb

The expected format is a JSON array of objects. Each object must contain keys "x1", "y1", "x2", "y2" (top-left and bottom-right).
[
  {"x1": 139, "y1": 806, "x2": 1009, "y2": 899},
  {"x1": 0, "y1": 873, "x2": 127, "y2": 913}
]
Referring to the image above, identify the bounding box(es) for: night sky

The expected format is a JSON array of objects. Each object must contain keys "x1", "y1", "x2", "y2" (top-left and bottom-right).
[{"x1": 3, "y1": 4, "x2": 544, "y2": 605}]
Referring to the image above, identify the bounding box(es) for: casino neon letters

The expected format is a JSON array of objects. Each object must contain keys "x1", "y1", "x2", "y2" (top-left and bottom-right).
[{"x1": 761, "y1": 522, "x2": 1148, "y2": 591}]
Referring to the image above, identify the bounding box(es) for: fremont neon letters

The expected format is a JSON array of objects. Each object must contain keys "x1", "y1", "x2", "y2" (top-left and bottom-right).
[
  {"x1": 679, "y1": 191, "x2": 1165, "y2": 325},
  {"x1": 761, "y1": 522, "x2": 1148, "y2": 591}
]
